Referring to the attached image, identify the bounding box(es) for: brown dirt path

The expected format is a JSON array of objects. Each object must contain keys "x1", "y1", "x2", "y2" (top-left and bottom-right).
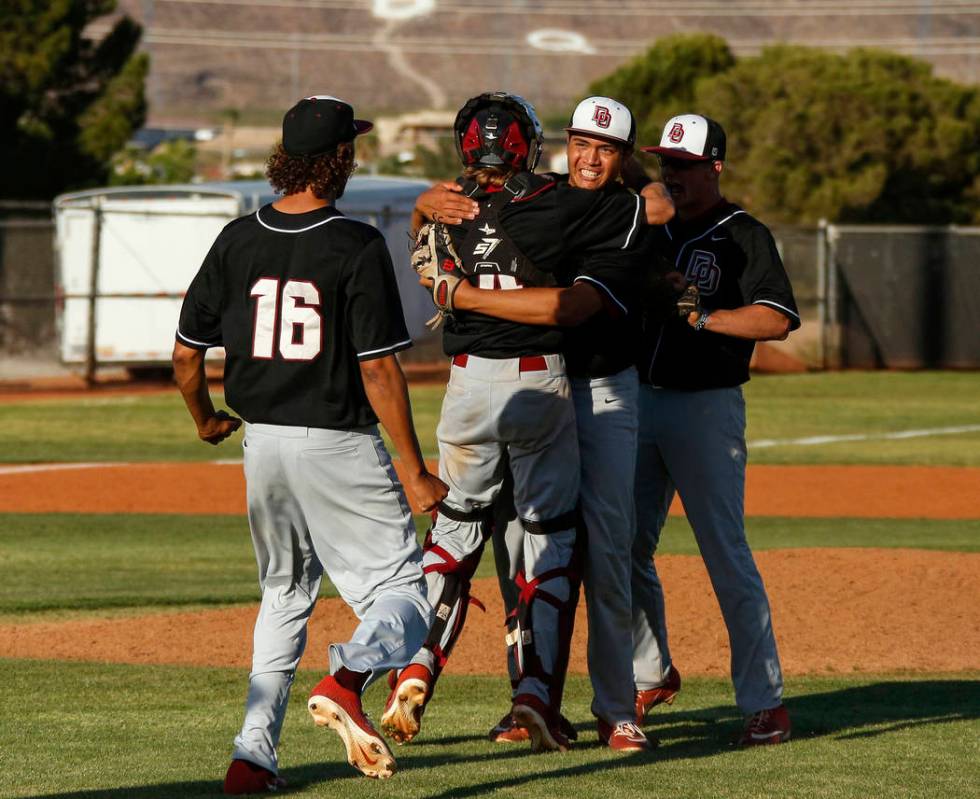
[
  {"x1": 1, "y1": 462, "x2": 977, "y2": 518},
  {"x1": 2, "y1": 549, "x2": 977, "y2": 675}
]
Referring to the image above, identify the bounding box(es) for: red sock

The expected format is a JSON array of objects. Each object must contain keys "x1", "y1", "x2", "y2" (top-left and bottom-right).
[{"x1": 333, "y1": 667, "x2": 368, "y2": 694}]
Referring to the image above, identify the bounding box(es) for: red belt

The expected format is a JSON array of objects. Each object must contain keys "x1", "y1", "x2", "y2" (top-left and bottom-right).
[{"x1": 452, "y1": 354, "x2": 548, "y2": 372}]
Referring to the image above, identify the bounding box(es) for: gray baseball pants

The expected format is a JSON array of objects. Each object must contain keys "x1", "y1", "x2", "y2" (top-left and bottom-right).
[
  {"x1": 232, "y1": 423, "x2": 431, "y2": 775},
  {"x1": 409, "y1": 354, "x2": 580, "y2": 706},
  {"x1": 631, "y1": 385, "x2": 784, "y2": 714},
  {"x1": 493, "y1": 367, "x2": 640, "y2": 724}
]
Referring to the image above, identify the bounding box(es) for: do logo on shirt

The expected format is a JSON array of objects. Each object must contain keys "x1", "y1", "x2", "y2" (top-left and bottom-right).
[{"x1": 685, "y1": 250, "x2": 721, "y2": 295}]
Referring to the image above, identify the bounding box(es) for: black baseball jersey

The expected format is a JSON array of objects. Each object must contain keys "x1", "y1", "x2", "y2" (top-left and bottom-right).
[
  {"x1": 177, "y1": 204, "x2": 411, "y2": 428},
  {"x1": 638, "y1": 200, "x2": 801, "y2": 390},
  {"x1": 441, "y1": 174, "x2": 646, "y2": 358},
  {"x1": 557, "y1": 180, "x2": 647, "y2": 379}
]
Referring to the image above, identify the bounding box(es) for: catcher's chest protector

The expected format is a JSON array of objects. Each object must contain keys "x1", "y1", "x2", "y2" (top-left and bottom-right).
[{"x1": 458, "y1": 180, "x2": 556, "y2": 290}]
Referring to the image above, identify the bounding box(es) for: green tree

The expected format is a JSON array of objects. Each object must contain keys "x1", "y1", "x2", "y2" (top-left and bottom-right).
[
  {"x1": 110, "y1": 139, "x2": 198, "y2": 186},
  {"x1": 590, "y1": 38, "x2": 980, "y2": 224},
  {"x1": 588, "y1": 33, "x2": 736, "y2": 149},
  {"x1": 0, "y1": 1, "x2": 148, "y2": 199},
  {"x1": 372, "y1": 137, "x2": 459, "y2": 181},
  {"x1": 696, "y1": 46, "x2": 980, "y2": 224}
]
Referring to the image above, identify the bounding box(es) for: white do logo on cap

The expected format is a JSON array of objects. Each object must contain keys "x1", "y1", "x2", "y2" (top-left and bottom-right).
[{"x1": 566, "y1": 96, "x2": 636, "y2": 147}]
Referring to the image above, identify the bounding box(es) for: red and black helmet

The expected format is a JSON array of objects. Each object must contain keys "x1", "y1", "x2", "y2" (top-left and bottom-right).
[{"x1": 453, "y1": 92, "x2": 544, "y2": 172}]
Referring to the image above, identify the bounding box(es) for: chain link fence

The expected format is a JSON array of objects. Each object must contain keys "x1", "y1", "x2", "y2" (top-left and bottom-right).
[
  {"x1": 0, "y1": 203, "x2": 56, "y2": 359},
  {"x1": 1, "y1": 202, "x2": 977, "y2": 374}
]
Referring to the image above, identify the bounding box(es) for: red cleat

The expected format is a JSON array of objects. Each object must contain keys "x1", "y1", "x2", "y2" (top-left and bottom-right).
[
  {"x1": 597, "y1": 719, "x2": 656, "y2": 752},
  {"x1": 511, "y1": 694, "x2": 570, "y2": 753},
  {"x1": 488, "y1": 712, "x2": 530, "y2": 743},
  {"x1": 222, "y1": 759, "x2": 286, "y2": 795},
  {"x1": 488, "y1": 708, "x2": 578, "y2": 743},
  {"x1": 635, "y1": 665, "x2": 682, "y2": 724},
  {"x1": 307, "y1": 674, "x2": 396, "y2": 779},
  {"x1": 380, "y1": 663, "x2": 432, "y2": 744},
  {"x1": 739, "y1": 704, "x2": 791, "y2": 746}
]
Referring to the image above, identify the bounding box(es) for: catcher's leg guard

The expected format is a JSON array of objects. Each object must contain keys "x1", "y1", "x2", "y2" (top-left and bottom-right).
[
  {"x1": 419, "y1": 504, "x2": 493, "y2": 686},
  {"x1": 505, "y1": 510, "x2": 584, "y2": 713},
  {"x1": 382, "y1": 508, "x2": 490, "y2": 744},
  {"x1": 490, "y1": 474, "x2": 524, "y2": 695}
]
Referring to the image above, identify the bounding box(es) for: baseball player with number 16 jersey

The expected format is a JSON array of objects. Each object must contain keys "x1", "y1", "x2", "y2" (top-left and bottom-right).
[{"x1": 174, "y1": 96, "x2": 447, "y2": 793}]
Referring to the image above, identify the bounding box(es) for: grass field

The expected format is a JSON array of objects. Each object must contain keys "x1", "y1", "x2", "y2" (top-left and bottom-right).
[
  {"x1": 1, "y1": 371, "x2": 978, "y2": 797},
  {"x1": 1, "y1": 372, "x2": 979, "y2": 465},
  {"x1": 1, "y1": 513, "x2": 977, "y2": 616},
  {"x1": 1, "y1": 663, "x2": 977, "y2": 799}
]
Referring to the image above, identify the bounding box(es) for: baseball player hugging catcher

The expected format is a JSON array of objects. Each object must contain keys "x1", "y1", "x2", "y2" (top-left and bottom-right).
[
  {"x1": 419, "y1": 96, "x2": 678, "y2": 752},
  {"x1": 382, "y1": 91, "x2": 673, "y2": 754}
]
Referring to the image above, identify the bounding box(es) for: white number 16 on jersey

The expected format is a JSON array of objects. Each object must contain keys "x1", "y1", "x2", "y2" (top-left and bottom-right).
[{"x1": 250, "y1": 278, "x2": 322, "y2": 361}]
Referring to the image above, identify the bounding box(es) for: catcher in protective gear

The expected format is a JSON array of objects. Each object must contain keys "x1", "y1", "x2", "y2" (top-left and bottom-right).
[
  {"x1": 387, "y1": 90, "x2": 638, "y2": 755},
  {"x1": 454, "y1": 91, "x2": 544, "y2": 172}
]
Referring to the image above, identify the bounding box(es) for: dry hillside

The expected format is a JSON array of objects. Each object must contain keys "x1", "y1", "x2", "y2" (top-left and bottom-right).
[{"x1": 102, "y1": 1, "x2": 978, "y2": 124}]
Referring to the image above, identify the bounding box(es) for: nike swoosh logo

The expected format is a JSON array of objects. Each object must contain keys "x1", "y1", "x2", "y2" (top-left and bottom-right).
[
  {"x1": 604, "y1": 397, "x2": 616, "y2": 404},
  {"x1": 750, "y1": 730, "x2": 785, "y2": 740},
  {"x1": 711, "y1": 234, "x2": 725, "y2": 241}
]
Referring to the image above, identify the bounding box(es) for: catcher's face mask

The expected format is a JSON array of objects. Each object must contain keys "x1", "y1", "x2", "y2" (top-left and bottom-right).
[{"x1": 454, "y1": 92, "x2": 543, "y2": 172}]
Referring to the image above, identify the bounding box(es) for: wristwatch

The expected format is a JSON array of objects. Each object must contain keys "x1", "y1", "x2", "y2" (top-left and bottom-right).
[{"x1": 694, "y1": 311, "x2": 711, "y2": 331}]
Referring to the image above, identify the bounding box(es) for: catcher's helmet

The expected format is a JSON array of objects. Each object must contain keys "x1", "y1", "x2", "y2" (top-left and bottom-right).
[{"x1": 453, "y1": 92, "x2": 544, "y2": 172}]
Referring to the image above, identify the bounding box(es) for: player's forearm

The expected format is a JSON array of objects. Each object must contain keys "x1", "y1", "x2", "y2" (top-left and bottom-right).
[
  {"x1": 641, "y1": 182, "x2": 675, "y2": 225},
  {"x1": 172, "y1": 342, "x2": 216, "y2": 428},
  {"x1": 696, "y1": 305, "x2": 792, "y2": 341},
  {"x1": 359, "y1": 355, "x2": 428, "y2": 475},
  {"x1": 453, "y1": 281, "x2": 601, "y2": 326}
]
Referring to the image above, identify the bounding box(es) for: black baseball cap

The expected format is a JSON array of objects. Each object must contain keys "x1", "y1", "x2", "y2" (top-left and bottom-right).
[
  {"x1": 642, "y1": 114, "x2": 726, "y2": 161},
  {"x1": 282, "y1": 96, "x2": 373, "y2": 156}
]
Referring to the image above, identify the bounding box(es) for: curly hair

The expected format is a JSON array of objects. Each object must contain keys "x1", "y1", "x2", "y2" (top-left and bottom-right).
[
  {"x1": 266, "y1": 141, "x2": 357, "y2": 199},
  {"x1": 462, "y1": 165, "x2": 517, "y2": 189}
]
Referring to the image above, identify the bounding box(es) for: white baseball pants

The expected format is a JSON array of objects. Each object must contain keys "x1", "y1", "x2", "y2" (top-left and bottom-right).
[
  {"x1": 232, "y1": 423, "x2": 431, "y2": 774},
  {"x1": 410, "y1": 354, "x2": 580, "y2": 706},
  {"x1": 493, "y1": 367, "x2": 640, "y2": 724}
]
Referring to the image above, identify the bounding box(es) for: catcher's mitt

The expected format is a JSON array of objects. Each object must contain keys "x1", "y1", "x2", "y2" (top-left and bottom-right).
[
  {"x1": 676, "y1": 283, "x2": 701, "y2": 318},
  {"x1": 411, "y1": 223, "x2": 468, "y2": 329}
]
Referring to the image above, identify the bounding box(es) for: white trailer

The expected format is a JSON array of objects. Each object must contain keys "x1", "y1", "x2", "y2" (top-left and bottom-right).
[{"x1": 53, "y1": 176, "x2": 433, "y2": 377}]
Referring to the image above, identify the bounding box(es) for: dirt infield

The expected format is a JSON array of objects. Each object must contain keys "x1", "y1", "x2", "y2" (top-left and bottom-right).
[
  {"x1": 2, "y1": 457, "x2": 977, "y2": 677},
  {"x1": 2, "y1": 548, "x2": 977, "y2": 675},
  {"x1": 1, "y1": 461, "x2": 978, "y2": 518}
]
